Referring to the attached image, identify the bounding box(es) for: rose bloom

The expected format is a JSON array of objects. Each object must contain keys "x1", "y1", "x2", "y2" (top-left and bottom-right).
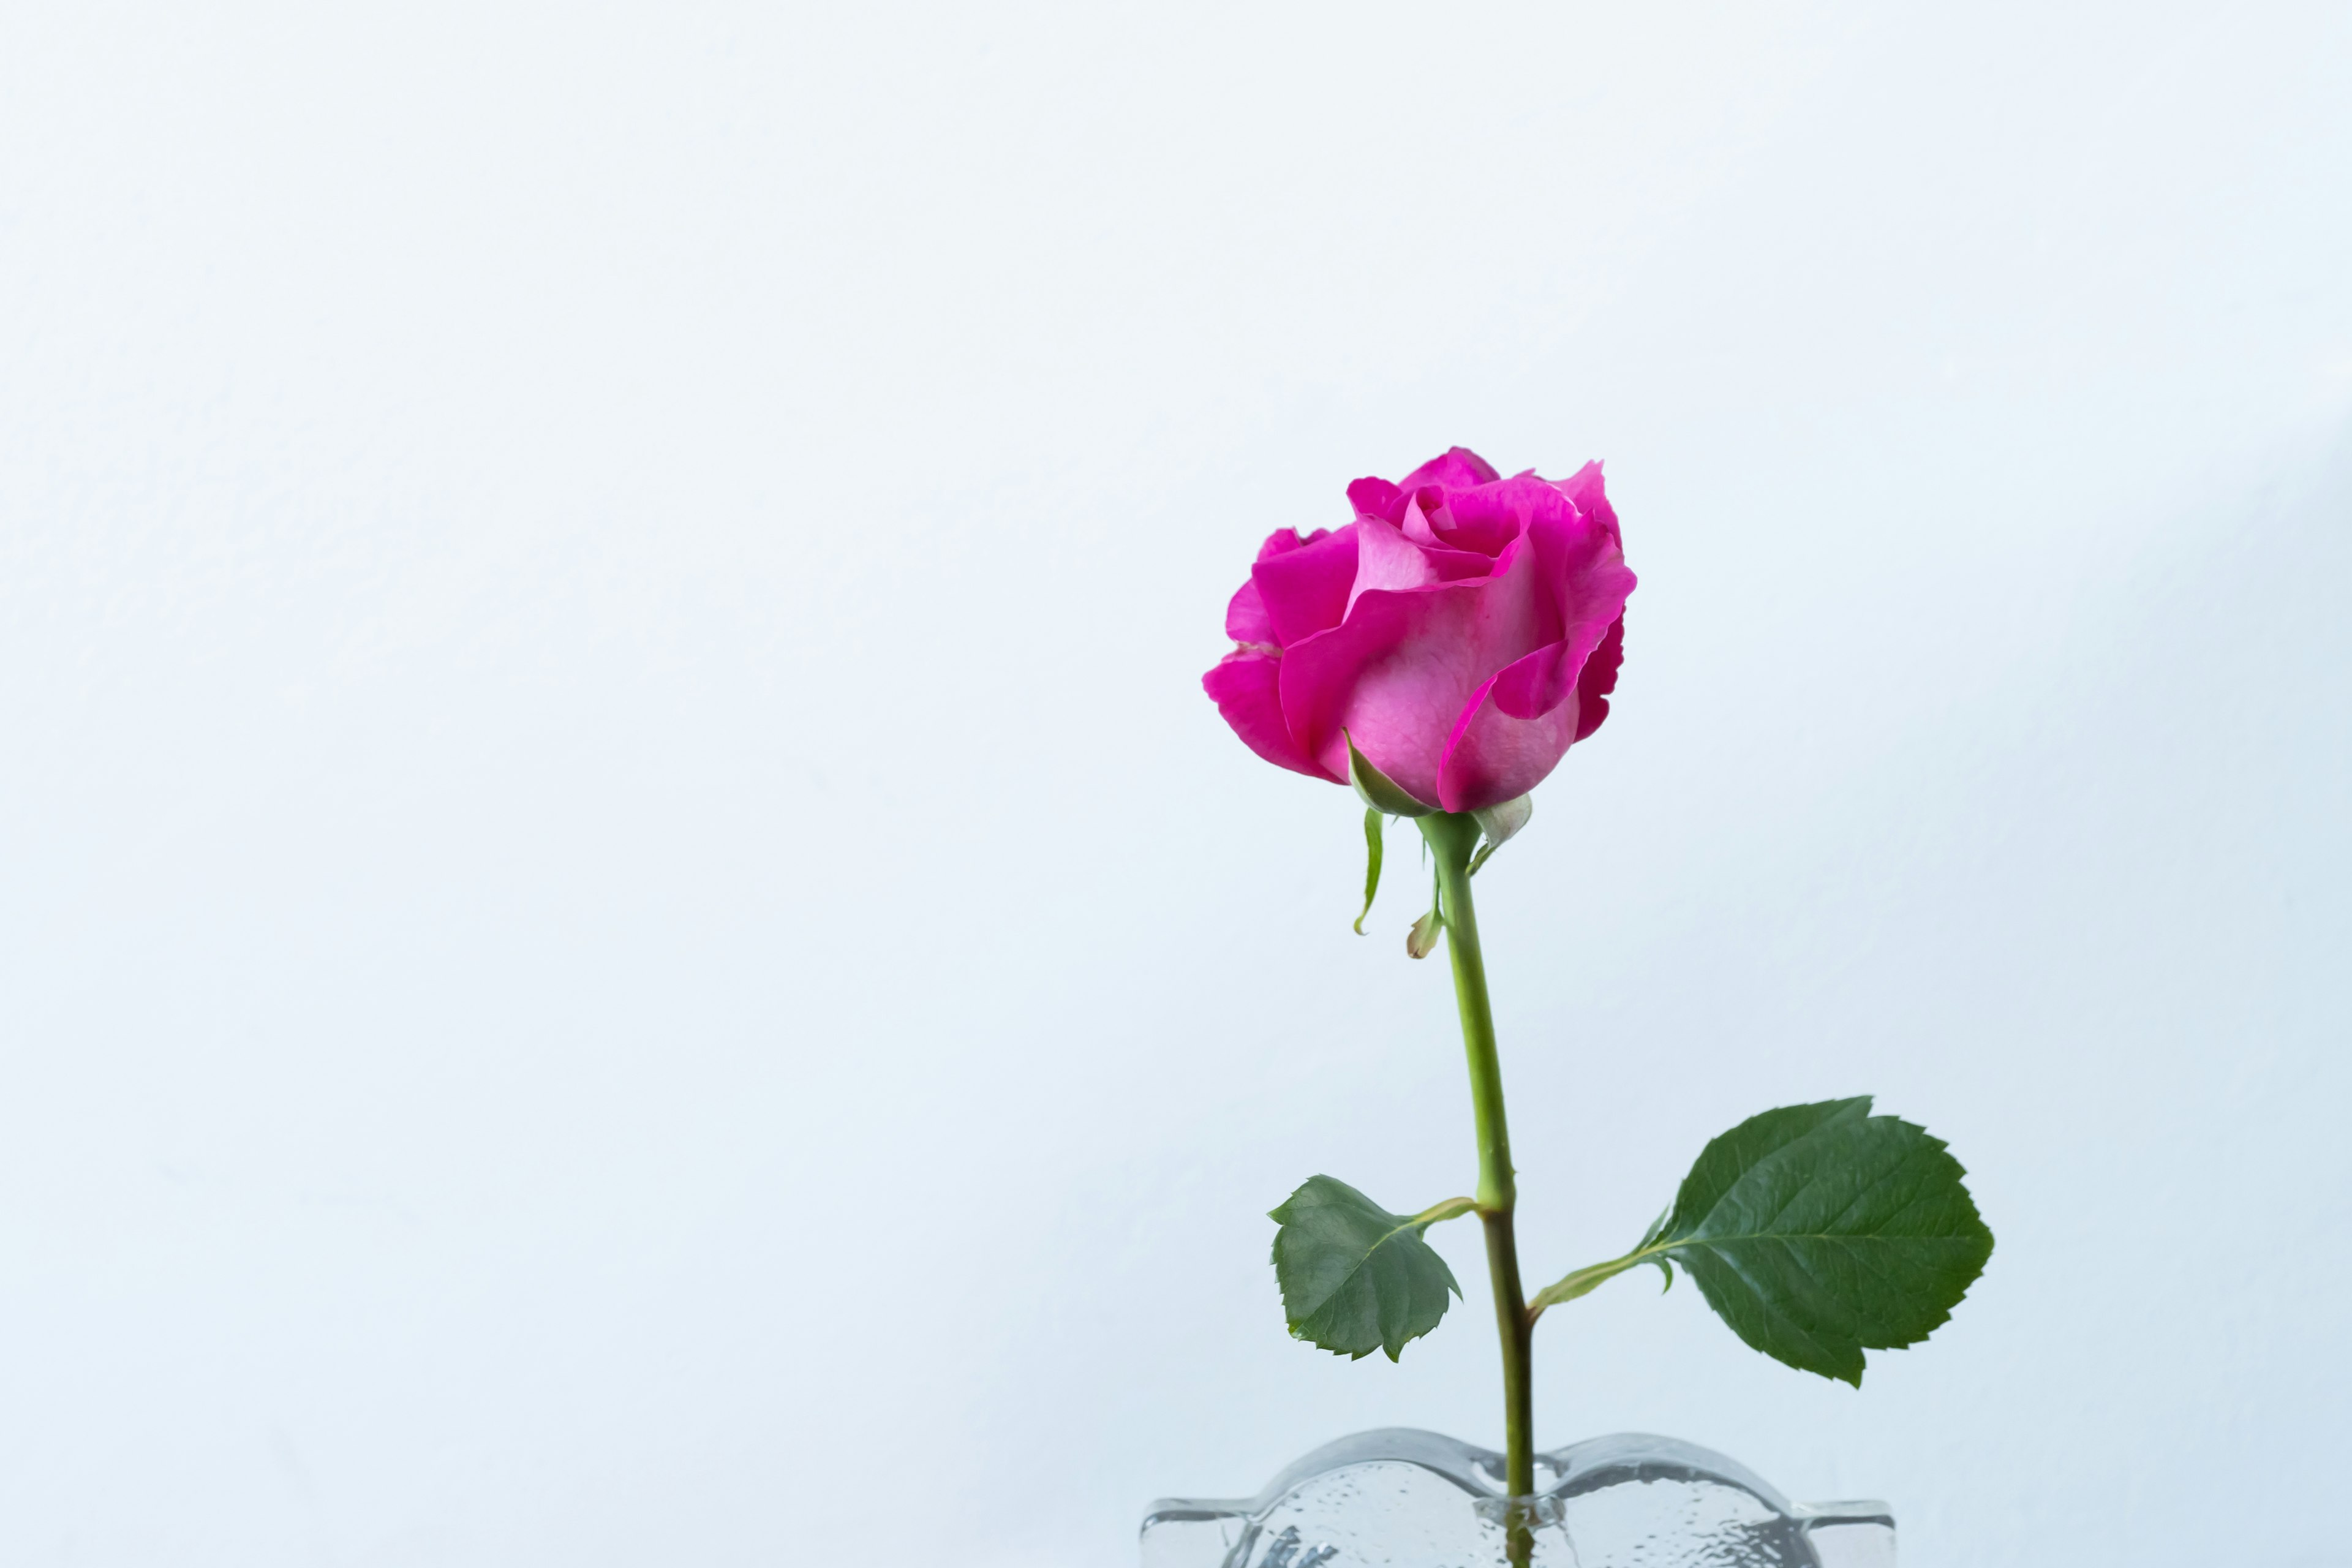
[{"x1": 1203, "y1": 448, "x2": 1635, "y2": 815}]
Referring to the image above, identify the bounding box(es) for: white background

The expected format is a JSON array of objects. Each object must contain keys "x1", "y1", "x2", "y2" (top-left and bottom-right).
[{"x1": 4, "y1": 4, "x2": 2349, "y2": 1565}]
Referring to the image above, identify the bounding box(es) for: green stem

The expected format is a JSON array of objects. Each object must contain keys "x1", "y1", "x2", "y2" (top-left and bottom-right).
[{"x1": 1420, "y1": 812, "x2": 1536, "y2": 1562}]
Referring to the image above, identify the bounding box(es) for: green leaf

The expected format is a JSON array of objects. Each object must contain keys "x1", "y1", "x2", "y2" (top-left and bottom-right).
[
  {"x1": 1529, "y1": 1098, "x2": 1994, "y2": 1386},
  {"x1": 1268, "y1": 1176, "x2": 1471, "y2": 1361},
  {"x1": 1345, "y1": 731, "x2": 1433, "y2": 817},
  {"x1": 1353, "y1": 809, "x2": 1383, "y2": 935}
]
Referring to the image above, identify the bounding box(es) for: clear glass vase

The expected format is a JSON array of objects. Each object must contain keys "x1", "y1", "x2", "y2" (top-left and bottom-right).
[{"x1": 1140, "y1": 1429, "x2": 1893, "y2": 1568}]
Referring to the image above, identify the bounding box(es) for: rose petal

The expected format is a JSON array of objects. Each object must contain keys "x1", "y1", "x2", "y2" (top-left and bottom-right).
[
  {"x1": 1348, "y1": 513, "x2": 1447, "y2": 606},
  {"x1": 1203, "y1": 649, "x2": 1333, "y2": 780},
  {"x1": 1511, "y1": 470, "x2": 1636, "y2": 654},
  {"x1": 1434, "y1": 508, "x2": 1635, "y2": 808},
  {"x1": 1434, "y1": 651, "x2": 1585, "y2": 813},
  {"x1": 1346, "y1": 477, "x2": 1409, "y2": 525},
  {"x1": 1488, "y1": 636, "x2": 1577, "y2": 719},
  {"x1": 1575, "y1": 614, "x2": 1626, "y2": 742},
  {"x1": 1344, "y1": 511, "x2": 1494, "y2": 619},
  {"x1": 1398, "y1": 447, "x2": 1502, "y2": 491},
  {"x1": 1224, "y1": 577, "x2": 1275, "y2": 644},
  {"x1": 1227, "y1": 527, "x2": 1331, "y2": 644},
  {"x1": 1251, "y1": 524, "x2": 1359, "y2": 647},
  {"x1": 1281, "y1": 535, "x2": 1551, "y2": 808},
  {"x1": 1400, "y1": 496, "x2": 1444, "y2": 548},
  {"x1": 1432, "y1": 478, "x2": 1542, "y2": 562},
  {"x1": 1547, "y1": 461, "x2": 1618, "y2": 544},
  {"x1": 1257, "y1": 527, "x2": 1320, "y2": 562}
]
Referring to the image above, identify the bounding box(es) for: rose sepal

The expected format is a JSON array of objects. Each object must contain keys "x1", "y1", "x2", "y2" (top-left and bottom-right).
[
  {"x1": 1345, "y1": 731, "x2": 1434, "y2": 818},
  {"x1": 1467, "y1": 795, "x2": 1532, "y2": 875}
]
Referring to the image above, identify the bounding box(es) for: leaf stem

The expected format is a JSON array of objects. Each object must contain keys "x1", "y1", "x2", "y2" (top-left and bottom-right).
[
  {"x1": 1420, "y1": 812, "x2": 1536, "y2": 1564},
  {"x1": 1411, "y1": 1195, "x2": 1480, "y2": 1228},
  {"x1": 1526, "y1": 1242, "x2": 1667, "y2": 1320}
]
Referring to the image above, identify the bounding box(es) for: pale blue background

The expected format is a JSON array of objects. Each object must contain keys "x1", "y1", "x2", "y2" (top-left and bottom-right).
[{"x1": 2, "y1": 4, "x2": 2348, "y2": 1565}]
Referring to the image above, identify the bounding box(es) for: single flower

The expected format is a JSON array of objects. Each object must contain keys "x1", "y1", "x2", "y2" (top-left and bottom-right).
[{"x1": 1202, "y1": 448, "x2": 1636, "y2": 813}]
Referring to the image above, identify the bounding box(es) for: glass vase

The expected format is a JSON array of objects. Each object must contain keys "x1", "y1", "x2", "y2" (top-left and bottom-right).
[{"x1": 1141, "y1": 1428, "x2": 1893, "y2": 1567}]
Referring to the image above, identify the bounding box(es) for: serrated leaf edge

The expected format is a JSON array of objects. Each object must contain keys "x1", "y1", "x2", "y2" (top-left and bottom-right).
[
  {"x1": 1268, "y1": 1182, "x2": 1474, "y2": 1361},
  {"x1": 1527, "y1": 1104, "x2": 1994, "y2": 1363}
]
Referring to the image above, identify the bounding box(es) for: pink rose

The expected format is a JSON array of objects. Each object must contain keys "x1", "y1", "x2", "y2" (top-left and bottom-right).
[{"x1": 1203, "y1": 448, "x2": 1635, "y2": 815}]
